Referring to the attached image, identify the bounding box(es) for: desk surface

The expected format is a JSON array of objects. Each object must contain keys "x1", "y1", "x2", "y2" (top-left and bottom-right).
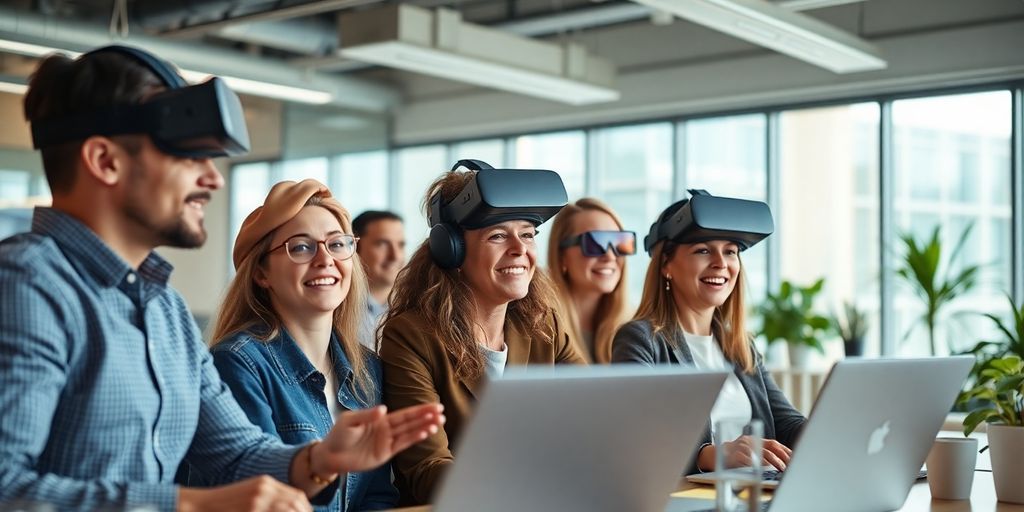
[{"x1": 383, "y1": 471, "x2": 1023, "y2": 512}]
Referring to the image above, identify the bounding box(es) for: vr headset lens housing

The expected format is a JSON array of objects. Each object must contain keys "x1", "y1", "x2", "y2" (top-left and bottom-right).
[
  {"x1": 431, "y1": 165, "x2": 569, "y2": 229},
  {"x1": 561, "y1": 230, "x2": 637, "y2": 257},
  {"x1": 644, "y1": 191, "x2": 774, "y2": 254},
  {"x1": 30, "y1": 50, "x2": 250, "y2": 159}
]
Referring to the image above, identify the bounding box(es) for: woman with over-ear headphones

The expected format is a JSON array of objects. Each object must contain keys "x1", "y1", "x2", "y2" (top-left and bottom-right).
[{"x1": 378, "y1": 163, "x2": 586, "y2": 506}]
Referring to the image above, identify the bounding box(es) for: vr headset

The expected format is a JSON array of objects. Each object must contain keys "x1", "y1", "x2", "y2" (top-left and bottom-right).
[
  {"x1": 643, "y1": 189, "x2": 774, "y2": 255},
  {"x1": 560, "y1": 230, "x2": 637, "y2": 257},
  {"x1": 30, "y1": 45, "x2": 250, "y2": 159},
  {"x1": 428, "y1": 159, "x2": 569, "y2": 269}
]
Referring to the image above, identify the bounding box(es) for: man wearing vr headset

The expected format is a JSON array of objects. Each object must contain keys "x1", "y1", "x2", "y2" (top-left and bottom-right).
[
  {"x1": 0, "y1": 46, "x2": 442, "y2": 512},
  {"x1": 377, "y1": 161, "x2": 586, "y2": 505},
  {"x1": 611, "y1": 190, "x2": 806, "y2": 474}
]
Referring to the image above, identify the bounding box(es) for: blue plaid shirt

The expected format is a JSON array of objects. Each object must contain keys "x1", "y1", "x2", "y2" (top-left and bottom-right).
[{"x1": 0, "y1": 208, "x2": 307, "y2": 511}]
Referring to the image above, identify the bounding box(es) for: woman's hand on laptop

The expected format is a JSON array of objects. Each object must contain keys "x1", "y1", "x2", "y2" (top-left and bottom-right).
[{"x1": 719, "y1": 436, "x2": 794, "y2": 471}]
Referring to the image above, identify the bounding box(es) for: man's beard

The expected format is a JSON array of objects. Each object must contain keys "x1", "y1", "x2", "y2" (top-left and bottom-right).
[{"x1": 125, "y1": 199, "x2": 208, "y2": 249}]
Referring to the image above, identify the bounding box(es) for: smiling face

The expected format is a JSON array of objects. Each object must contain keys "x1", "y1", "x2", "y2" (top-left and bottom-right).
[
  {"x1": 257, "y1": 206, "x2": 353, "y2": 324},
  {"x1": 461, "y1": 220, "x2": 538, "y2": 310},
  {"x1": 663, "y1": 240, "x2": 741, "y2": 314},
  {"x1": 120, "y1": 136, "x2": 225, "y2": 248},
  {"x1": 561, "y1": 209, "x2": 624, "y2": 296}
]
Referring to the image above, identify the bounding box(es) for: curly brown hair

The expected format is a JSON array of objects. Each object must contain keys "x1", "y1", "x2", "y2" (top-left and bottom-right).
[{"x1": 380, "y1": 170, "x2": 567, "y2": 381}]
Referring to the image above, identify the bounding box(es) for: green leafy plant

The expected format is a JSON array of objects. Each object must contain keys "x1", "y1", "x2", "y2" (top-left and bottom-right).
[
  {"x1": 959, "y1": 355, "x2": 1024, "y2": 438},
  {"x1": 758, "y1": 278, "x2": 833, "y2": 353},
  {"x1": 833, "y1": 301, "x2": 869, "y2": 356},
  {"x1": 958, "y1": 294, "x2": 1024, "y2": 407},
  {"x1": 895, "y1": 224, "x2": 979, "y2": 355}
]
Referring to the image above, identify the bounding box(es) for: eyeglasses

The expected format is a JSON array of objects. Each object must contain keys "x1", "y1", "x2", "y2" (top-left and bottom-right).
[
  {"x1": 559, "y1": 230, "x2": 637, "y2": 257},
  {"x1": 267, "y1": 234, "x2": 359, "y2": 264}
]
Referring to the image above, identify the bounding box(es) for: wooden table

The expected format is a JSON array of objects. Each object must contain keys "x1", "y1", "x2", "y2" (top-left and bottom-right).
[{"x1": 383, "y1": 471, "x2": 1023, "y2": 511}]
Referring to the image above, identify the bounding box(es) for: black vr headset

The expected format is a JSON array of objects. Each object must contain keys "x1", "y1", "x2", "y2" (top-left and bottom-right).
[
  {"x1": 30, "y1": 45, "x2": 250, "y2": 159},
  {"x1": 427, "y1": 159, "x2": 569, "y2": 269},
  {"x1": 643, "y1": 189, "x2": 774, "y2": 255}
]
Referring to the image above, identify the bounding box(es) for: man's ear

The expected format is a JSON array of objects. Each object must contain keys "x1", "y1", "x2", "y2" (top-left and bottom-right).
[{"x1": 79, "y1": 136, "x2": 125, "y2": 187}]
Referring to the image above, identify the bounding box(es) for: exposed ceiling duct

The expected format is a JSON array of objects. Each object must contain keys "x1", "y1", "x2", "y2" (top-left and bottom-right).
[
  {"x1": 0, "y1": 4, "x2": 398, "y2": 111},
  {"x1": 338, "y1": 4, "x2": 621, "y2": 105}
]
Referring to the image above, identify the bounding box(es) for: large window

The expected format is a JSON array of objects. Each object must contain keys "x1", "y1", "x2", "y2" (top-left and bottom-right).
[
  {"x1": 333, "y1": 151, "x2": 389, "y2": 218},
  {"x1": 393, "y1": 145, "x2": 448, "y2": 249},
  {"x1": 684, "y1": 115, "x2": 769, "y2": 304},
  {"x1": 779, "y1": 103, "x2": 882, "y2": 356},
  {"x1": 590, "y1": 123, "x2": 674, "y2": 305},
  {"x1": 891, "y1": 91, "x2": 1013, "y2": 356}
]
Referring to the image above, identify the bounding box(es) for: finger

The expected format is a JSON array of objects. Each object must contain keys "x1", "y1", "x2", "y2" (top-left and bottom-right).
[
  {"x1": 389, "y1": 411, "x2": 445, "y2": 437},
  {"x1": 338, "y1": 405, "x2": 386, "y2": 428},
  {"x1": 386, "y1": 403, "x2": 444, "y2": 428},
  {"x1": 390, "y1": 424, "x2": 441, "y2": 454},
  {"x1": 763, "y1": 449, "x2": 787, "y2": 471},
  {"x1": 765, "y1": 441, "x2": 792, "y2": 465}
]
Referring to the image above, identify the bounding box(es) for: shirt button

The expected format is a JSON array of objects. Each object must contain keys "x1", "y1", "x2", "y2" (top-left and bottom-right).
[{"x1": 126, "y1": 273, "x2": 137, "y2": 284}]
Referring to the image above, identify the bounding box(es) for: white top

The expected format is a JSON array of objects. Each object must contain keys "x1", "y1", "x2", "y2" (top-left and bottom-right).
[
  {"x1": 480, "y1": 343, "x2": 509, "y2": 379},
  {"x1": 325, "y1": 371, "x2": 341, "y2": 421},
  {"x1": 676, "y1": 332, "x2": 752, "y2": 428}
]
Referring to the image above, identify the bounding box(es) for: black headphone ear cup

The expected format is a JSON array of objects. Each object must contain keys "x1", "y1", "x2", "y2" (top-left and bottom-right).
[{"x1": 429, "y1": 223, "x2": 465, "y2": 269}]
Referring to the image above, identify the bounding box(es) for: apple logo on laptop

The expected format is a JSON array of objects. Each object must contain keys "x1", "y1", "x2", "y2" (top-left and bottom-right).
[{"x1": 867, "y1": 420, "x2": 891, "y2": 455}]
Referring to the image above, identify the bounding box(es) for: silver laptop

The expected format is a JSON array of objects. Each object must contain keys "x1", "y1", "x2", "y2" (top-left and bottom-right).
[
  {"x1": 432, "y1": 365, "x2": 729, "y2": 512},
  {"x1": 681, "y1": 356, "x2": 973, "y2": 512}
]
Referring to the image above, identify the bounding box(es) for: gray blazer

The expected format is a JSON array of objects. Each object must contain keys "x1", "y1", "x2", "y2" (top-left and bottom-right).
[{"x1": 612, "y1": 319, "x2": 806, "y2": 471}]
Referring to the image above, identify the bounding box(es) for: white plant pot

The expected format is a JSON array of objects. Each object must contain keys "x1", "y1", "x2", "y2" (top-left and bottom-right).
[
  {"x1": 787, "y1": 344, "x2": 812, "y2": 369},
  {"x1": 989, "y1": 424, "x2": 1024, "y2": 504}
]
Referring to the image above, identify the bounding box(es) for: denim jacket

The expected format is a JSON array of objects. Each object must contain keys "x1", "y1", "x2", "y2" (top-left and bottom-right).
[{"x1": 206, "y1": 329, "x2": 398, "y2": 511}]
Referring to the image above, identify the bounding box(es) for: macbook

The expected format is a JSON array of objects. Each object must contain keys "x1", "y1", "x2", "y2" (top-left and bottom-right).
[
  {"x1": 682, "y1": 356, "x2": 973, "y2": 512},
  {"x1": 432, "y1": 365, "x2": 729, "y2": 512}
]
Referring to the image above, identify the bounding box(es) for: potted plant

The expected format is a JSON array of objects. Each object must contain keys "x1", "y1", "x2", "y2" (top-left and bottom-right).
[
  {"x1": 894, "y1": 224, "x2": 979, "y2": 355},
  {"x1": 758, "y1": 278, "x2": 833, "y2": 368},
  {"x1": 959, "y1": 355, "x2": 1024, "y2": 504},
  {"x1": 832, "y1": 301, "x2": 868, "y2": 357},
  {"x1": 958, "y1": 294, "x2": 1024, "y2": 410}
]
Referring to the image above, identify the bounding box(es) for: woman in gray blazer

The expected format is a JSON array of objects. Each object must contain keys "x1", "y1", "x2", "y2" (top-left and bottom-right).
[{"x1": 611, "y1": 192, "x2": 805, "y2": 473}]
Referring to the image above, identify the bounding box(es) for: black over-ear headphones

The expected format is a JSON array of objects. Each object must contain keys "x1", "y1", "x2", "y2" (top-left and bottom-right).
[{"x1": 427, "y1": 159, "x2": 493, "y2": 269}]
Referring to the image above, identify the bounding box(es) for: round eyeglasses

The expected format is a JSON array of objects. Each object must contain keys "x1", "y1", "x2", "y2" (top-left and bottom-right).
[{"x1": 266, "y1": 234, "x2": 359, "y2": 264}]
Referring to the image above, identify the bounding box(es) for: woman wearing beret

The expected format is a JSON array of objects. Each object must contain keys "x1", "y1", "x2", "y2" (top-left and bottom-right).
[
  {"x1": 378, "y1": 166, "x2": 587, "y2": 506},
  {"x1": 612, "y1": 193, "x2": 805, "y2": 473},
  {"x1": 207, "y1": 179, "x2": 443, "y2": 511}
]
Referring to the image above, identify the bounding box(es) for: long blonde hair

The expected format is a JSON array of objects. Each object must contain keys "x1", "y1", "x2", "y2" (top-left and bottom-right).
[
  {"x1": 380, "y1": 170, "x2": 567, "y2": 381},
  {"x1": 212, "y1": 195, "x2": 376, "y2": 402},
  {"x1": 633, "y1": 240, "x2": 754, "y2": 373},
  {"x1": 546, "y1": 198, "x2": 631, "y2": 363}
]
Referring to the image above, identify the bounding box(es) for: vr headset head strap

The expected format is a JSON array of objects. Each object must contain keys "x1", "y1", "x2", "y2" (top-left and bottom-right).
[
  {"x1": 87, "y1": 45, "x2": 188, "y2": 89},
  {"x1": 450, "y1": 159, "x2": 495, "y2": 172}
]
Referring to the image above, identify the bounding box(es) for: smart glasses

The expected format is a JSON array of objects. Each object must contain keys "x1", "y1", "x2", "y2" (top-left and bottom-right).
[
  {"x1": 559, "y1": 230, "x2": 637, "y2": 257},
  {"x1": 267, "y1": 234, "x2": 359, "y2": 264}
]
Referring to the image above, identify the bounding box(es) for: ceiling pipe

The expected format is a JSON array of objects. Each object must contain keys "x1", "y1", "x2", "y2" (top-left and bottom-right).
[{"x1": 0, "y1": 4, "x2": 399, "y2": 111}]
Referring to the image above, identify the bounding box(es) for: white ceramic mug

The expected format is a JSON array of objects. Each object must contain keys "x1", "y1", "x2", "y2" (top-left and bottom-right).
[{"x1": 926, "y1": 437, "x2": 978, "y2": 500}]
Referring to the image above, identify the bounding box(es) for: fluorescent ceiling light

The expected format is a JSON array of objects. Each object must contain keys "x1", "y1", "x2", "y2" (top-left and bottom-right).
[
  {"x1": 0, "y1": 37, "x2": 331, "y2": 104},
  {"x1": 0, "y1": 80, "x2": 27, "y2": 95},
  {"x1": 339, "y1": 5, "x2": 620, "y2": 105},
  {"x1": 630, "y1": 0, "x2": 886, "y2": 73},
  {"x1": 343, "y1": 42, "x2": 619, "y2": 105},
  {"x1": 178, "y1": 70, "x2": 332, "y2": 104}
]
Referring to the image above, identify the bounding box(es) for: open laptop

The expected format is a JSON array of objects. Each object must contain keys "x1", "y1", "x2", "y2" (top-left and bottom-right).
[
  {"x1": 432, "y1": 365, "x2": 729, "y2": 512},
  {"x1": 681, "y1": 356, "x2": 973, "y2": 512}
]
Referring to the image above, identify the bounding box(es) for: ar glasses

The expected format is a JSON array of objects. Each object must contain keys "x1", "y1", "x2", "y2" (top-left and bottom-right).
[
  {"x1": 267, "y1": 234, "x2": 358, "y2": 264},
  {"x1": 560, "y1": 230, "x2": 637, "y2": 257}
]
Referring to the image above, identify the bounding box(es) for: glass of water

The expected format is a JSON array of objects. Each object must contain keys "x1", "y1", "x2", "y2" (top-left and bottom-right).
[{"x1": 713, "y1": 418, "x2": 764, "y2": 512}]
